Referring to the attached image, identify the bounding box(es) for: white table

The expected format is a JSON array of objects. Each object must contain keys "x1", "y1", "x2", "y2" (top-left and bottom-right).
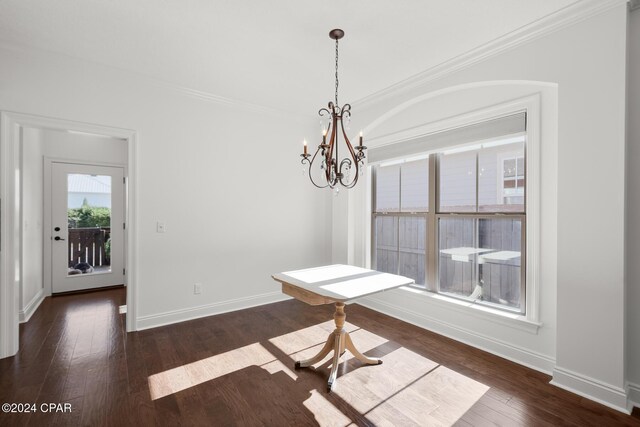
[
  {"x1": 439, "y1": 247, "x2": 494, "y2": 263},
  {"x1": 272, "y1": 264, "x2": 414, "y2": 391},
  {"x1": 440, "y1": 247, "x2": 495, "y2": 300},
  {"x1": 477, "y1": 250, "x2": 521, "y2": 264}
]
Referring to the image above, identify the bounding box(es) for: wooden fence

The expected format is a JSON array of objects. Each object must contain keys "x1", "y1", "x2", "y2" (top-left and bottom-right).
[
  {"x1": 68, "y1": 227, "x2": 111, "y2": 268},
  {"x1": 439, "y1": 217, "x2": 521, "y2": 308},
  {"x1": 375, "y1": 216, "x2": 427, "y2": 286},
  {"x1": 375, "y1": 216, "x2": 522, "y2": 309}
]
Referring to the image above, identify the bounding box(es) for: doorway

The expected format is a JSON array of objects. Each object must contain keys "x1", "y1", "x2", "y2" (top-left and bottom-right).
[
  {"x1": 0, "y1": 111, "x2": 138, "y2": 359},
  {"x1": 48, "y1": 161, "x2": 125, "y2": 293}
]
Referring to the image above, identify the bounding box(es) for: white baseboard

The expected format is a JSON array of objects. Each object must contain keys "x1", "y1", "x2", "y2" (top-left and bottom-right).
[
  {"x1": 551, "y1": 367, "x2": 631, "y2": 414},
  {"x1": 629, "y1": 382, "x2": 640, "y2": 410},
  {"x1": 19, "y1": 288, "x2": 45, "y2": 323},
  {"x1": 359, "y1": 295, "x2": 555, "y2": 374},
  {"x1": 136, "y1": 291, "x2": 292, "y2": 331}
]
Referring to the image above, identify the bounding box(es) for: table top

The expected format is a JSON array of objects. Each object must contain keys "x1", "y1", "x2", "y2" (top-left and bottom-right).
[
  {"x1": 478, "y1": 250, "x2": 521, "y2": 263},
  {"x1": 440, "y1": 247, "x2": 494, "y2": 256},
  {"x1": 440, "y1": 247, "x2": 494, "y2": 263},
  {"x1": 272, "y1": 264, "x2": 414, "y2": 305}
]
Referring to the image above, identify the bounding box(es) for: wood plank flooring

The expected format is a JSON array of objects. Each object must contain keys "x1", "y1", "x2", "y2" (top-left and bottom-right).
[{"x1": 0, "y1": 288, "x2": 638, "y2": 426}]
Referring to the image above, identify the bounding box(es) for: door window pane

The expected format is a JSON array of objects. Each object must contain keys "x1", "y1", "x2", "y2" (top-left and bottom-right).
[
  {"x1": 478, "y1": 140, "x2": 525, "y2": 212},
  {"x1": 439, "y1": 150, "x2": 477, "y2": 212},
  {"x1": 375, "y1": 164, "x2": 400, "y2": 212},
  {"x1": 400, "y1": 158, "x2": 429, "y2": 212},
  {"x1": 399, "y1": 216, "x2": 426, "y2": 285},
  {"x1": 67, "y1": 174, "x2": 112, "y2": 275},
  {"x1": 374, "y1": 216, "x2": 398, "y2": 274}
]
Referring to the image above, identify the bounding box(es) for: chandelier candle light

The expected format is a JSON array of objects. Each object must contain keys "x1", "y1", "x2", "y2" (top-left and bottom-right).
[{"x1": 301, "y1": 29, "x2": 367, "y2": 190}]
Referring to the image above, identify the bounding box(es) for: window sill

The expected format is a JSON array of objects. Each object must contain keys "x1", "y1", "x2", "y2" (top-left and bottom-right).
[{"x1": 397, "y1": 286, "x2": 542, "y2": 334}]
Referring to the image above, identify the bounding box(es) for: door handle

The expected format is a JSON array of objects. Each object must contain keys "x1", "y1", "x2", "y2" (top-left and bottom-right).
[{"x1": 54, "y1": 236, "x2": 65, "y2": 241}]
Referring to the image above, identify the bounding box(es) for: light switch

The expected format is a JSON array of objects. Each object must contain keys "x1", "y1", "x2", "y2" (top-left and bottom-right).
[{"x1": 157, "y1": 222, "x2": 166, "y2": 233}]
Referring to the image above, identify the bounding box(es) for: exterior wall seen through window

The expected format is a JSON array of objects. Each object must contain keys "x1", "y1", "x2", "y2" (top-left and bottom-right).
[{"x1": 372, "y1": 132, "x2": 526, "y2": 313}]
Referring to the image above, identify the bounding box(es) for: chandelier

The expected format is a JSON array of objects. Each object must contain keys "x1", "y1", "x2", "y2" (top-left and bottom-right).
[{"x1": 301, "y1": 29, "x2": 367, "y2": 190}]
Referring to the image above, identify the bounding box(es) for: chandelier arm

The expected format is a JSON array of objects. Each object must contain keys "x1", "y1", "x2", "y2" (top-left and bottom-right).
[
  {"x1": 338, "y1": 158, "x2": 353, "y2": 188},
  {"x1": 340, "y1": 104, "x2": 350, "y2": 122},
  {"x1": 339, "y1": 161, "x2": 360, "y2": 189},
  {"x1": 323, "y1": 120, "x2": 333, "y2": 184},
  {"x1": 302, "y1": 149, "x2": 329, "y2": 189},
  {"x1": 326, "y1": 115, "x2": 338, "y2": 183},
  {"x1": 340, "y1": 114, "x2": 358, "y2": 161},
  {"x1": 342, "y1": 174, "x2": 359, "y2": 189},
  {"x1": 337, "y1": 116, "x2": 360, "y2": 188}
]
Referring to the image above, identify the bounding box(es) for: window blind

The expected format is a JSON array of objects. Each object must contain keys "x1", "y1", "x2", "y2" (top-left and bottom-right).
[{"x1": 368, "y1": 112, "x2": 526, "y2": 164}]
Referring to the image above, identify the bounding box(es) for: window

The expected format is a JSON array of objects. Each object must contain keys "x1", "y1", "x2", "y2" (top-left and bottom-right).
[
  {"x1": 500, "y1": 155, "x2": 525, "y2": 206},
  {"x1": 372, "y1": 157, "x2": 428, "y2": 286},
  {"x1": 371, "y1": 113, "x2": 526, "y2": 314}
]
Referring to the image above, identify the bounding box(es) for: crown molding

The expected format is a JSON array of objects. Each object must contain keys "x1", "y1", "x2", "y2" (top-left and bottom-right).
[
  {"x1": 147, "y1": 80, "x2": 308, "y2": 121},
  {"x1": 0, "y1": 40, "x2": 310, "y2": 122},
  {"x1": 0, "y1": 0, "x2": 627, "y2": 119},
  {"x1": 352, "y1": 0, "x2": 627, "y2": 110}
]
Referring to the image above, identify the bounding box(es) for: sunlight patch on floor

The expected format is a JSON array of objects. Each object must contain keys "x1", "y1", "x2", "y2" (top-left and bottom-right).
[
  {"x1": 268, "y1": 320, "x2": 359, "y2": 356},
  {"x1": 273, "y1": 322, "x2": 489, "y2": 427},
  {"x1": 364, "y1": 365, "x2": 488, "y2": 426},
  {"x1": 148, "y1": 342, "x2": 278, "y2": 400},
  {"x1": 333, "y1": 347, "x2": 488, "y2": 426},
  {"x1": 303, "y1": 389, "x2": 351, "y2": 427},
  {"x1": 261, "y1": 359, "x2": 298, "y2": 381},
  {"x1": 289, "y1": 328, "x2": 388, "y2": 370},
  {"x1": 147, "y1": 321, "x2": 488, "y2": 427},
  {"x1": 332, "y1": 346, "x2": 438, "y2": 413}
]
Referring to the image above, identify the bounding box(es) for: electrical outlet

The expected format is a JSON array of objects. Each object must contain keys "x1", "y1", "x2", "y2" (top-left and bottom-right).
[
  {"x1": 157, "y1": 222, "x2": 166, "y2": 233},
  {"x1": 194, "y1": 283, "x2": 202, "y2": 295}
]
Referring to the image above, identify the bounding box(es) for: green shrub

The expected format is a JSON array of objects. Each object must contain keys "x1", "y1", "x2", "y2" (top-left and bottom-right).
[
  {"x1": 68, "y1": 206, "x2": 111, "y2": 228},
  {"x1": 105, "y1": 238, "x2": 111, "y2": 261}
]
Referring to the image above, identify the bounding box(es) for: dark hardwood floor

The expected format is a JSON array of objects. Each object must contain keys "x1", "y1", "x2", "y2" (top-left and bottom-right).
[{"x1": 0, "y1": 288, "x2": 638, "y2": 426}]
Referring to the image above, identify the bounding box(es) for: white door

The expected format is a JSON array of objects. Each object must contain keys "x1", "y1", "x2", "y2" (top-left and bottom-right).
[{"x1": 50, "y1": 162, "x2": 125, "y2": 293}]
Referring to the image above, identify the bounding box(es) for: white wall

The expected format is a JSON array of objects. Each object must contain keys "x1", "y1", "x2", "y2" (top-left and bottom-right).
[
  {"x1": 333, "y1": 2, "x2": 631, "y2": 412},
  {"x1": 20, "y1": 127, "x2": 44, "y2": 321},
  {"x1": 553, "y1": 5, "x2": 627, "y2": 410},
  {"x1": 42, "y1": 129, "x2": 127, "y2": 165},
  {"x1": 626, "y1": 7, "x2": 640, "y2": 405},
  {"x1": 0, "y1": 43, "x2": 330, "y2": 330}
]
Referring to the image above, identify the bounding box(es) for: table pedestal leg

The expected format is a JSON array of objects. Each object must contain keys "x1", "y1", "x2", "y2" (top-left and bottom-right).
[{"x1": 294, "y1": 302, "x2": 382, "y2": 391}]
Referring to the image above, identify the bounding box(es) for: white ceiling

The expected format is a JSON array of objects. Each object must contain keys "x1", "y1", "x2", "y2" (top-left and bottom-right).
[{"x1": 0, "y1": 0, "x2": 579, "y2": 113}]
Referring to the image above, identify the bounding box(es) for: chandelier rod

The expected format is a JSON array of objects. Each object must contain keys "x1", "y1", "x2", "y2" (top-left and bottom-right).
[{"x1": 335, "y1": 38, "x2": 339, "y2": 106}]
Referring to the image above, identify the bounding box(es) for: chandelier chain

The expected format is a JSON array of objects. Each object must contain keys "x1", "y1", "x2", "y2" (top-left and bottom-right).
[{"x1": 335, "y1": 39, "x2": 339, "y2": 106}]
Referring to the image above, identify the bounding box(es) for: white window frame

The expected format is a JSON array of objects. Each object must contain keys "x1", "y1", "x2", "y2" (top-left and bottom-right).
[
  {"x1": 366, "y1": 95, "x2": 541, "y2": 324},
  {"x1": 371, "y1": 158, "x2": 430, "y2": 287}
]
